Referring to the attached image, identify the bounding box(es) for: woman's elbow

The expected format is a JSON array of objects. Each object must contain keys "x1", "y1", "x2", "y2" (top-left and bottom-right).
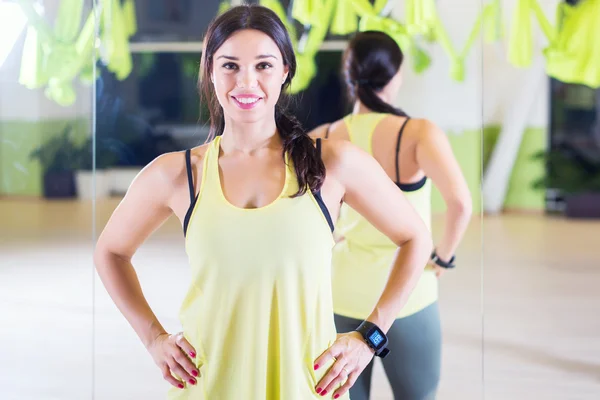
[
  {"x1": 93, "y1": 244, "x2": 109, "y2": 272},
  {"x1": 407, "y1": 220, "x2": 434, "y2": 257},
  {"x1": 93, "y1": 242, "x2": 126, "y2": 273},
  {"x1": 448, "y1": 195, "x2": 473, "y2": 219}
]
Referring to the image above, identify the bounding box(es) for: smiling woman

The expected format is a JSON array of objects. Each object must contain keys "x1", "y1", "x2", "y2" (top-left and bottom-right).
[
  {"x1": 93, "y1": 4, "x2": 432, "y2": 400},
  {"x1": 198, "y1": 9, "x2": 325, "y2": 198}
]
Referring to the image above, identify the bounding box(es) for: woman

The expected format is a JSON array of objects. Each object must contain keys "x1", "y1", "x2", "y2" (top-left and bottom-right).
[
  {"x1": 309, "y1": 31, "x2": 472, "y2": 399},
  {"x1": 94, "y1": 7, "x2": 432, "y2": 400}
]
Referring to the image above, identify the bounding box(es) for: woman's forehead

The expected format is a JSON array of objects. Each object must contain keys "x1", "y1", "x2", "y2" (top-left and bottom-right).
[{"x1": 214, "y1": 29, "x2": 282, "y2": 61}]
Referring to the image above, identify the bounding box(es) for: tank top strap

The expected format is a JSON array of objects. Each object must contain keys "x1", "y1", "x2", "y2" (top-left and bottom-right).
[
  {"x1": 395, "y1": 117, "x2": 411, "y2": 183},
  {"x1": 201, "y1": 135, "x2": 224, "y2": 195},
  {"x1": 344, "y1": 113, "x2": 387, "y2": 156}
]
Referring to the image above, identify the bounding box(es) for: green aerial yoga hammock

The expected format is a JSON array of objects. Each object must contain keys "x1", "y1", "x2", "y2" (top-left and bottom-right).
[
  {"x1": 349, "y1": 0, "x2": 432, "y2": 75},
  {"x1": 508, "y1": 0, "x2": 600, "y2": 88},
  {"x1": 545, "y1": 0, "x2": 600, "y2": 88},
  {"x1": 404, "y1": 0, "x2": 437, "y2": 36},
  {"x1": 218, "y1": 1, "x2": 232, "y2": 16},
  {"x1": 330, "y1": 0, "x2": 358, "y2": 36},
  {"x1": 17, "y1": 0, "x2": 136, "y2": 106},
  {"x1": 289, "y1": 0, "x2": 338, "y2": 93},
  {"x1": 430, "y1": 1, "x2": 502, "y2": 82},
  {"x1": 292, "y1": 0, "x2": 318, "y2": 26}
]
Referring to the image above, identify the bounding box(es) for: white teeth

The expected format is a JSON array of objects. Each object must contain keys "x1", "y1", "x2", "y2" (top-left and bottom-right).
[{"x1": 236, "y1": 97, "x2": 259, "y2": 104}]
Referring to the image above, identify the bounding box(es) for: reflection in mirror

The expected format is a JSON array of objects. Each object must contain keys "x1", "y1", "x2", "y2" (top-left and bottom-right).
[
  {"x1": 90, "y1": 1, "x2": 485, "y2": 399},
  {"x1": 482, "y1": 0, "x2": 600, "y2": 398},
  {"x1": 0, "y1": 0, "x2": 95, "y2": 398}
]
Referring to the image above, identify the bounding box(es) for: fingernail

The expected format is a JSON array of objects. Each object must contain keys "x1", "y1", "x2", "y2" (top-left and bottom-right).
[
  {"x1": 190, "y1": 352, "x2": 196, "y2": 358},
  {"x1": 316, "y1": 388, "x2": 322, "y2": 394},
  {"x1": 314, "y1": 364, "x2": 319, "y2": 370},
  {"x1": 335, "y1": 395, "x2": 340, "y2": 399},
  {"x1": 178, "y1": 384, "x2": 184, "y2": 389},
  {"x1": 321, "y1": 390, "x2": 328, "y2": 396},
  {"x1": 189, "y1": 378, "x2": 196, "y2": 385},
  {"x1": 192, "y1": 370, "x2": 198, "y2": 377}
]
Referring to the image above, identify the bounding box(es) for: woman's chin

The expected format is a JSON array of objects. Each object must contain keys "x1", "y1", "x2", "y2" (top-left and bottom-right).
[{"x1": 226, "y1": 108, "x2": 271, "y2": 124}]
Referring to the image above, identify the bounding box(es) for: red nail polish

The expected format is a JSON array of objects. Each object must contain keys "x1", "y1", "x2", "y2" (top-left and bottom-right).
[
  {"x1": 334, "y1": 395, "x2": 340, "y2": 399},
  {"x1": 314, "y1": 364, "x2": 319, "y2": 370},
  {"x1": 192, "y1": 370, "x2": 198, "y2": 377},
  {"x1": 321, "y1": 390, "x2": 328, "y2": 396},
  {"x1": 316, "y1": 388, "x2": 322, "y2": 394},
  {"x1": 178, "y1": 384, "x2": 184, "y2": 389},
  {"x1": 190, "y1": 352, "x2": 196, "y2": 358},
  {"x1": 189, "y1": 379, "x2": 196, "y2": 385}
]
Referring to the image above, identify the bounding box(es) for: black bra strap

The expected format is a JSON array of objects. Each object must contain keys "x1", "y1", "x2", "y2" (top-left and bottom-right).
[
  {"x1": 185, "y1": 149, "x2": 195, "y2": 204},
  {"x1": 324, "y1": 124, "x2": 331, "y2": 139},
  {"x1": 314, "y1": 138, "x2": 334, "y2": 232},
  {"x1": 395, "y1": 117, "x2": 411, "y2": 183}
]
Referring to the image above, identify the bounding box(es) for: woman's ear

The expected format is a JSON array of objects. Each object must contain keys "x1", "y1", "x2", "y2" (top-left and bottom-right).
[{"x1": 282, "y1": 65, "x2": 289, "y2": 85}]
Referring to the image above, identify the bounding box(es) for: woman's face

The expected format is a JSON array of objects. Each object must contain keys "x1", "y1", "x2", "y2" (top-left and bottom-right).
[{"x1": 211, "y1": 29, "x2": 289, "y2": 124}]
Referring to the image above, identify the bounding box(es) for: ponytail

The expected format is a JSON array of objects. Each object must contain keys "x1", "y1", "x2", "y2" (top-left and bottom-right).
[
  {"x1": 355, "y1": 82, "x2": 408, "y2": 117},
  {"x1": 275, "y1": 105, "x2": 325, "y2": 197},
  {"x1": 343, "y1": 31, "x2": 409, "y2": 117}
]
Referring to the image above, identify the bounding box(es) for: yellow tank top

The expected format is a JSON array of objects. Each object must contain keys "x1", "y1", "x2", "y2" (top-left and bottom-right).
[
  {"x1": 168, "y1": 136, "x2": 348, "y2": 400},
  {"x1": 331, "y1": 113, "x2": 438, "y2": 320}
]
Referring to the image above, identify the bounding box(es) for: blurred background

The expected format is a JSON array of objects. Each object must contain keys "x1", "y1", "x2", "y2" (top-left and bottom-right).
[{"x1": 0, "y1": 0, "x2": 598, "y2": 399}]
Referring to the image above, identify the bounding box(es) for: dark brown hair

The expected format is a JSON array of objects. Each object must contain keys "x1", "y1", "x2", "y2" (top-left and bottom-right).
[
  {"x1": 199, "y1": 4, "x2": 325, "y2": 196},
  {"x1": 343, "y1": 31, "x2": 408, "y2": 117}
]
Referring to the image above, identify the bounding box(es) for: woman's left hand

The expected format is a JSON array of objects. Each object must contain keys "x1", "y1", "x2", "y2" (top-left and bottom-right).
[{"x1": 313, "y1": 331, "x2": 375, "y2": 398}]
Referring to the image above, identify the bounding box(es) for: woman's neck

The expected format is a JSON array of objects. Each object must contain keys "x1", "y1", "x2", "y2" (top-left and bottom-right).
[
  {"x1": 352, "y1": 89, "x2": 393, "y2": 115},
  {"x1": 353, "y1": 101, "x2": 372, "y2": 115},
  {"x1": 219, "y1": 117, "x2": 281, "y2": 154}
]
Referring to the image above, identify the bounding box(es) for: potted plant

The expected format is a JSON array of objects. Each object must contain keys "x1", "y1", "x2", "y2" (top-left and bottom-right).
[
  {"x1": 74, "y1": 137, "x2": 118, "y2": 199},
  {"x1": 29, "y1": 125, "x2": 79, "y2": 199},
  {"x1": 532, "y1": 149, "x2": 600, "y2": 219}
]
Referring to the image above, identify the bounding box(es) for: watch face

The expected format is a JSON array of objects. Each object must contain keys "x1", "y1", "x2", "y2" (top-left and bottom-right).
[{"x1": 368, "y1": 329, "x2": 385, "y2": 349}]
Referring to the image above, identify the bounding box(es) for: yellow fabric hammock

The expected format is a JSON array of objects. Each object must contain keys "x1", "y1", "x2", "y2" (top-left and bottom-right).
[
  {"x1": 17, "y1": 0, "x2": 136, "y2": 106},
  {"x1": 545, "y1": 0, "x2": 600, "y2": 88},
  {"x1": 509, "y1": 0, "x2": 600, "y2": 88}
]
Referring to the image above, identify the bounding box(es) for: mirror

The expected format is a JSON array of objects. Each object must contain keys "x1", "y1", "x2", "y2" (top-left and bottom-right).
[
  {"x1": 482, "y1": 0, "x2": 600, "y2": 398},
  {"x1": 0, "y1": 0, "x2": 95, "y2": 398},
  {"x1": 91, "y1": 0, "x2": 485, "y2": 398}
]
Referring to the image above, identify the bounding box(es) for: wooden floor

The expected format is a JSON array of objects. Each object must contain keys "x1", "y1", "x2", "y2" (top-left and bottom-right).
[{"x1": 0, "y1": 198, "x2": 598, "y2": 400}]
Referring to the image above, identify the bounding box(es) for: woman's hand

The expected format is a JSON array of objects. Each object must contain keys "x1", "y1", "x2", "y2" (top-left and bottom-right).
[
  {"x1": 428, "y1": 261, "x2": 446, "y2": 279},
  {"x1": 313, "y1": 332, "x2": 374, "y2": 398},
  {"x1": 148, "y1": 332, "x2": 200, "y2": 389}
]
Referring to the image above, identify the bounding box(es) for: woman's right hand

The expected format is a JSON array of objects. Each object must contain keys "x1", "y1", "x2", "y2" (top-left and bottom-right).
[{"x1": 148, "y1": 332, "x2": 200, "y2": 389}]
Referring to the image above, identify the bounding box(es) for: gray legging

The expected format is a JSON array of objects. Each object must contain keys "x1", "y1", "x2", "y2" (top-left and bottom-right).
[{"x1": 334, "y1": 302, "x2": 441, "y2": 400}]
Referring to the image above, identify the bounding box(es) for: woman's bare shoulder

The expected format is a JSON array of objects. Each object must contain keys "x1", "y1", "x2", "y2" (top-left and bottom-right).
[
  {"x1": 307, "y1": 117, "x2": 348, "y2": 139},
  {"x1": 133, "y1": 142, "x2": 211, "y2": 192}
]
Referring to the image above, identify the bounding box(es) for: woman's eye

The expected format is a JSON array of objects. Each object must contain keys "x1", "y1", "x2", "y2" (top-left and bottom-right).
[
  {"x1": 222, "y1": 63, "x2": 238, "y2": 70},
  {"x1": 257, "y1": 62, "x2": 273, "y2": 70}
]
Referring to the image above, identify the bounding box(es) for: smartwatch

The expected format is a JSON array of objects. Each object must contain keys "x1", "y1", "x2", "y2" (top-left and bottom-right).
[
  {"x1": 354, "y1": 321, "x2": 390, "y2": 358},
  {"x1": 430, "y1": 250, "x2": 456, "y2": 269}
]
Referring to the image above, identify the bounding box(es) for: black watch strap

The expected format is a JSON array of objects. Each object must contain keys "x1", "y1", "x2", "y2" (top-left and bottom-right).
[
  {"x1": 430, "y1": 250, "x2": 456, "y2": 269},
  {"x1": 355, "y1": 321, "x2": 390, "y2": 358}
]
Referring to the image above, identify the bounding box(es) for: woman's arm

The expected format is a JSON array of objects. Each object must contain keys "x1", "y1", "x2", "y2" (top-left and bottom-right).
[
  {"x1": 94, "y1": 153, "x2": 199, "y2": 389},
  {"x1": 415, "y1": 120, "x2": 472, "y2": 274},
  {"x1": 314, "y1": 140, "x2": 432, "y2": 397}
]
